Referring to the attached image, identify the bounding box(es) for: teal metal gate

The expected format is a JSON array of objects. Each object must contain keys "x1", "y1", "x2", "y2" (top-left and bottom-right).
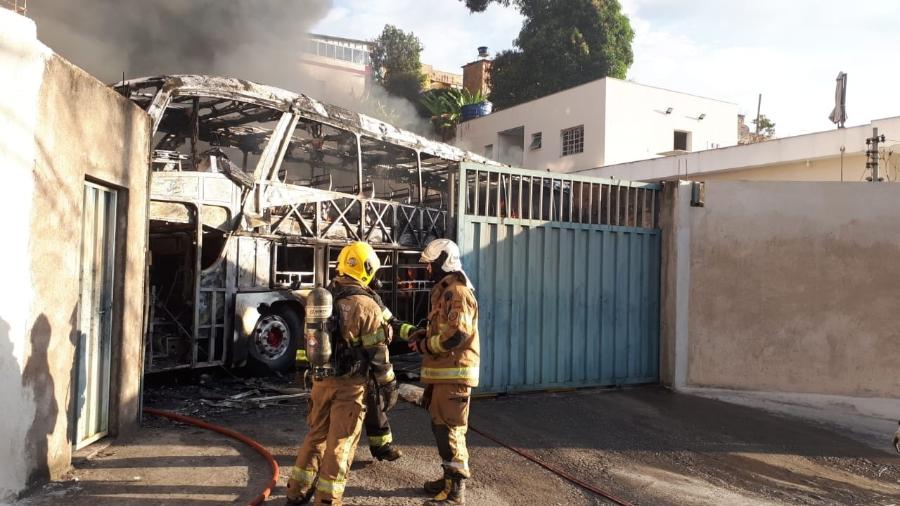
[{"x1": 455, "y1": 162, "x2": 660, "y2": 393}]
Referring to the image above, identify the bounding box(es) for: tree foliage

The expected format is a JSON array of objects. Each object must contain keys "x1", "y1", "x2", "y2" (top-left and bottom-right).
[
  {"x1": 752, "y1": 115, "x2": 776, "y2": 138},
  {"x1": 370, "y1": 25, "x2": 427, "y2": 103},
  {"x1": 421, "y1": 88, "x2": 487, "y2": 140},
  {"x1": 461, "y1": 0, "x2": 510, "y2": 12},
  {"x1": 462, "y1": 0, "x2": 634, "y2": 110}
]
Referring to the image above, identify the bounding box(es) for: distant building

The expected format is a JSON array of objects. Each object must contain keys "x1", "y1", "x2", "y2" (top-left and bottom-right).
[
  {"x1": 422, "y1": 64, "x2": 462, "y2": 90},
  {"x1": 575, "y1": 116, "x2": 900, "y2": 183},
  {"x1": 462, "y1": 57, "x2": 491, "y2": 97},
  {"x1": 300, "y1": 33, "x2": 461, "y2": 97},
  {"x1": 456, "y1": 77, "x2": 738, "y2": 172},
  {"x1": 300, "y1": 33, "x2": 373, "y2": 100}
]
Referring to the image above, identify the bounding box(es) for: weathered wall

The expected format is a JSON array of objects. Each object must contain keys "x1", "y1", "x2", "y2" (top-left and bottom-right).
[
  {"x1": 657, "y1": 181, "x2": 691, "y2": 387},
  {"x1": 672, "y1": 181, "x2": 900, "y2": 398},
  {"x1": 0, "y1": 9, "x2": 150, "y2": 501},
  {"x1": 0, "y1": 8, "x2": 45, "y2": 500}
]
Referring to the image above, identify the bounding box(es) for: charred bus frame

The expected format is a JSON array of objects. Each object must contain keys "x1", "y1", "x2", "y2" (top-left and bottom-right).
[{"x1": 116, "y1": 75, "x2": 499, "y2": 373}]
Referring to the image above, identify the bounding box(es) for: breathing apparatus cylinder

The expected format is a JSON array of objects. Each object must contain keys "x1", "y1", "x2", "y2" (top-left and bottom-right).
[{"x1": 304, "y1": 285, "x2": 334, "y2": 377}]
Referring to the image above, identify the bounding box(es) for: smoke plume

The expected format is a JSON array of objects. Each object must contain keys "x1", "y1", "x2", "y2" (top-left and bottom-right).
[{"x1": 28, "y1": 0, "x2": 431, "y2": 134}]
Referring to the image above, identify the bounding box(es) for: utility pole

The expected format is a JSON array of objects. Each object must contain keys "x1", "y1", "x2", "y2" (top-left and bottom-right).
[
  {"x1": 755, "y1": 94, "x2": 762, "y2": 136},
  {"x1": 865, "y1": 127, "x2": 885, "y2": 182}
]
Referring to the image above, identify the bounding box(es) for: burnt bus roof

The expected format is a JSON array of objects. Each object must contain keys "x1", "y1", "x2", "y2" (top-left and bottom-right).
[{"x1": 115, "y1": 74, "x2": 501, "y2": 167}]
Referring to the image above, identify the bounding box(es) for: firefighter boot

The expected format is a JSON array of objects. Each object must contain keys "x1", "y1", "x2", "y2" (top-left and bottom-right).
[
  {"x1": 425, "y1": 478, "x2": 465, "y2": 505},
  {"x1": 423, "y1": 475, "x2": 446, "y2": 495},
  {"x1": 371, "y1": 442, "x2": 403, "y2": 461},
  {"x1": 284, "y1": 478, "x2": 316, "y2": 505}
]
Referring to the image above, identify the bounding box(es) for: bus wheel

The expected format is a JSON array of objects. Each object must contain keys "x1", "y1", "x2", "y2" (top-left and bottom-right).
[{"x1": 249, "y1": 306, "x2": 301, "y2": 373}]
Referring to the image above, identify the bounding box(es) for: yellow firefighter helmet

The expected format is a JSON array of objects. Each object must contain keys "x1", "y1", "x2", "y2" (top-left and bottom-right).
[{"x1": 336, "y1": 241, "x2": 381, "y2": 286}]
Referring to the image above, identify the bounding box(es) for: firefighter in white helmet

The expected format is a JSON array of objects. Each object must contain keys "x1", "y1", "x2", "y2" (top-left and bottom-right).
[
  {"x1": 286, "y1": 241, "x2": 396, "y2": 506},
  {"x1": 404, "y1": 238, "x2": 480, "y2": 505}
]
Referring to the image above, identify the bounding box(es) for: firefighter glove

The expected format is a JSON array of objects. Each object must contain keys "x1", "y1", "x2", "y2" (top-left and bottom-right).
[
  {"x1": 409, "y1": 330, "x2": 427, "y2": 354},
  {"x1": 390, "y1": 318, "x2": 418, "y2": 342}
]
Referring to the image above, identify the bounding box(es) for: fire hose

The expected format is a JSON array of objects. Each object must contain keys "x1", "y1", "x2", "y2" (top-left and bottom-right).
[
  {"x1": 468, "y1": 424, "x2": 635, "y2": 506},
  {"x1": 143, "y1": 408, "x2": 278, "y2": 506},
  {"x1": 143, "y1": 405, "x2": 633, "y2": 505}
]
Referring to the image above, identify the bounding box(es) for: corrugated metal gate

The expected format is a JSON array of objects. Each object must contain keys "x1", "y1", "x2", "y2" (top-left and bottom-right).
[{"x1": 455, "y1": 162, "x2": 661, "y2": 393}]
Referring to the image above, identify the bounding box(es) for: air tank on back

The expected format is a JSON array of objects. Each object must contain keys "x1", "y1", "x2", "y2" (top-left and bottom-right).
[{"x1": 304, "y1": 285, "x2": 334, "y2": 375}]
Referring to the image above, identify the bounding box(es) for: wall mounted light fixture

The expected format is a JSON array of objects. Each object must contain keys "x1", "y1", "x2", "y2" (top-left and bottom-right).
[{"x1": 665, "y1": 107, "x2": 673, "y2": 114}]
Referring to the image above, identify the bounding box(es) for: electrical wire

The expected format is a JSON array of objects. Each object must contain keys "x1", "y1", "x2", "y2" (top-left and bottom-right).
[
  {"x1": 144, "y1": 408, "x2": 279, "y2": 506},
  {"x1": 468, "y1": 424, "x2": 635, "y2": 506}
]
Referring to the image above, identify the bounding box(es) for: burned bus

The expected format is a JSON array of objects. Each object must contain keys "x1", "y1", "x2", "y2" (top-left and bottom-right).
[{"x1": 115, "y1": 75, "x2": 499, "y2": 373}]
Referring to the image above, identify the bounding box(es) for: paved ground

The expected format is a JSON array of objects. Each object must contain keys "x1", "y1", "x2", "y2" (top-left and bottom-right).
[{"x1": 17, "y1": 380, "x2": 900, "y2": 505}]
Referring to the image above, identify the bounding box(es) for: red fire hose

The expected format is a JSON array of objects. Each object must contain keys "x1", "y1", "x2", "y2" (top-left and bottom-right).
[
  {"x1": 143, "y1": 408, "x2": 279, "y2": 506},
  {"x1": 469, "y1": 424, "x2": 635, "y2": 506}
]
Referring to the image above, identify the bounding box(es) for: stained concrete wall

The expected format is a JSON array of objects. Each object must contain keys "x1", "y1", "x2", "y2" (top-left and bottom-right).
[
  {"x1": 0, "y1": 9, "x2": 150, "y2": 501},
  {"x1": 660, "y1": 180, "x2": 900, "y2": 399}
]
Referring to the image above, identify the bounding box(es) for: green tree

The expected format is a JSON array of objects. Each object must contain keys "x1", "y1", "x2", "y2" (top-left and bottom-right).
[
  {"x1": 461, "y1": 0, "x2": 634, "y2": 110},
  {"x1": 370, "y1": 25, "x2": 427, "y2": 103},
  {"x1": 752, "y1": 115, "x2": 776, "y2": 138},
  {"x1": 421, "y1": 88, "x2": 487, "y2": 140}
]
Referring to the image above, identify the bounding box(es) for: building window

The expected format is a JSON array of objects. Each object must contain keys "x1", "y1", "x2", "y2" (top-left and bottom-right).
[
  {"x1": 561, "y1": 125, "x2": 584, "y2": 156},
  {"x1": 530, "y1": 132, "x2": 542, "y2": 150},
  {"x1": 484, "y1": 144, "x2": 493, "y2": 158},
  {"x1": 674, "y1": 130, "x2": 690, "y2": 151}
]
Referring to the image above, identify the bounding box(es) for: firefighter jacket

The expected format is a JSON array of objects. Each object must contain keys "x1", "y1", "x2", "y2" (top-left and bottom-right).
[
  {"x1": 329, "y1": 276, "x2": 394, "y2": 385},
  {"x1": 420, "y1": 272, "x2": 480, "y2": 387}
]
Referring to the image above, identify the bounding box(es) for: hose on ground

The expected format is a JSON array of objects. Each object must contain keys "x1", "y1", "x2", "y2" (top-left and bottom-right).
[
  {"x1": 144, "y1": 408, "x2": 279, "y2": 506},
  {"x1": 469, "y1": 424, "x2": 634, "y2": 506}
]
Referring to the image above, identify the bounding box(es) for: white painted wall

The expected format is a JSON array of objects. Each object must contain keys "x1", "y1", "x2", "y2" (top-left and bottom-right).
[
  {"x1": 455, "y1": 77, "x2": 737, "y2": 173},
  {"x1": 456, "y1": 79, "x2": 606, "y2": 172},
  {"x1": 0, "y1": 9, "x2": 45, "y2": 502},
  {"x1": 603, "y1": 78, "x2": 737, "y2": 166},
  {"x1": 580, "y1": 116, "x2": 900, "y2": 183}
]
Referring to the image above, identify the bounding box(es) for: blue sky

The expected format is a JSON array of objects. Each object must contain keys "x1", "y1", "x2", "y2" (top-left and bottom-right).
[{"x1": 314, "y1": 0, "x2": 900, "y2": 137}]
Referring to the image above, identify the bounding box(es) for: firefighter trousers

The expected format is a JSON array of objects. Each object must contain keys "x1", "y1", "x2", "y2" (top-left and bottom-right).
[
  {"x1": 424, "y1": 383, "x2": 472, "y2": 479},
  {"x1": 364, "y1": 378, "x2": 393, "y2": 454},
  {"x1": 287, "y1": 376, "x2": 366, "y2": 506}
]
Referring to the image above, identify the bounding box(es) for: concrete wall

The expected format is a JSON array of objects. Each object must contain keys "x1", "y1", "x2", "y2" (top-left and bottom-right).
[
  {"x1": 696, "y1": 154, "x2": 869, "y2": 182},
  {"x1": 456, "y1": 77, "x2": 737, "y2": 173},
  {"x1": 0, "y1": 10, "x2": 150, "y2": 501},
  {"x1": 660, "y1": 180, "x2": 900, "y2": 399},
  {"x1": 582, "y1": 116, "x2": 900, "y2": 183},
  {"x1": 602, "y1": 78, "x2": 737, "y2": 166}
]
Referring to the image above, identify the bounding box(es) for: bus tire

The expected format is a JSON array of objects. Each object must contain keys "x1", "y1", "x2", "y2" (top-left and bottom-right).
[{"x1": 248, "y1": 305, "x2": 302, "y2": 373}]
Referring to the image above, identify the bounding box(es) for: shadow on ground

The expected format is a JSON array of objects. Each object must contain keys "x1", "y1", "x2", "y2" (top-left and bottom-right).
[{"x1": 17, "y1": 385, "x2": 900, "y2": 506}]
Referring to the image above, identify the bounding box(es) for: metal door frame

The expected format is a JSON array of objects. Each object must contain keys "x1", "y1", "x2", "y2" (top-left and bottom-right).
[{"x1": 75, "y1": 182, "x2": 118, "y2": 449}]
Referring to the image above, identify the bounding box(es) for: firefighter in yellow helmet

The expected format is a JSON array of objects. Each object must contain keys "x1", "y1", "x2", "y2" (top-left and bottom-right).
[
  {"x1": 403, "y1": 238, "x2": 480, "y2": 506},
  {"x1": 286, "y1": 241, "x2": 397, "y2": 506}
]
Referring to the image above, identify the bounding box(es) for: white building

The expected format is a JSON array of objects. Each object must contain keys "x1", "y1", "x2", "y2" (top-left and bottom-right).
[
  {"x1": 299, "y1": 33, "x2": 373, "y2": 101},
  {"x1": 575, "y1": 116, "x2": 900, "y2": 183},
  {"x1": 456, "y1": 77, "x2": 738, "y2": 172}
]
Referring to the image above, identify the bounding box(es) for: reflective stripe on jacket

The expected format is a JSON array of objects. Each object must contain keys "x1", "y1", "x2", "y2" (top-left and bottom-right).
[
  {"x1": 331, "y1": 276, "x2": 393, "y2": 381},
  {"x1": 421, "y1": 272, "x2": 480, "y2": 387}
]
